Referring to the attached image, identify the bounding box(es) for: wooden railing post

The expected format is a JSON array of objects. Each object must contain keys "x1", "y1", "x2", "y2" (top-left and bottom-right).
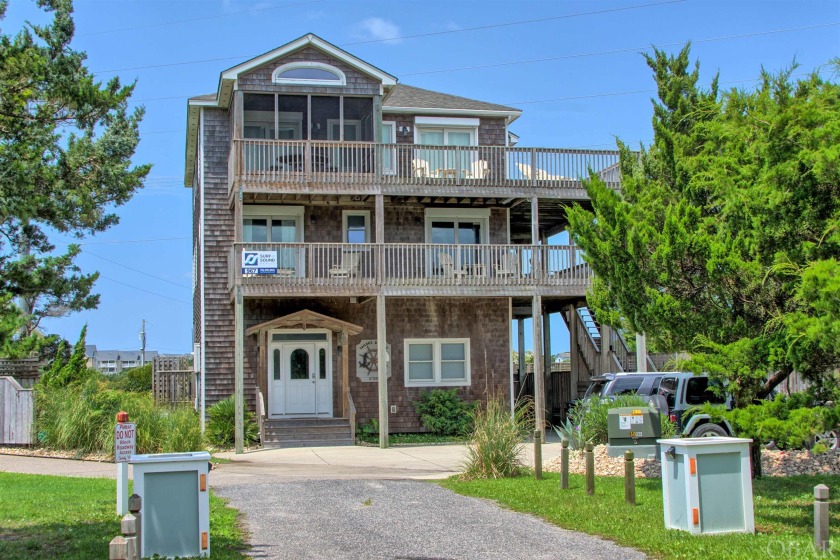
[
  {"x1": 534, "y1": 429, "x2": 542, "y2": 480},
  {"x1": 128, "y1": 493, "x2": 142, "y2": 558},
  {"x1": 585, "y1": 443, "x2": 595, "y2": 495}
]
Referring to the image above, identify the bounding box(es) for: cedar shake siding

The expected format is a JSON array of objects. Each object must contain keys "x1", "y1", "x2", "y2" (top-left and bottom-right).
[
  {"x1": 201, "y1": 108, "x2": 237, "y2": 409},
  {"x1": 239, "y1": 46, "x2": 381, "y2": 97},
  {"x1": 244, "y1": 297, "x2": 510, "y2": 432}
]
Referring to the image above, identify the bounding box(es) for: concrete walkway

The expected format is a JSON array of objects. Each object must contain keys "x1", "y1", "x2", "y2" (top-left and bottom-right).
[{"x1": 212, "y1": 441, "x2": 563, "y2": 485}]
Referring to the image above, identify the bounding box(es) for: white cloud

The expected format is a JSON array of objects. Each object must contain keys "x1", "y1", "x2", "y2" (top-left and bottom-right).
[{"x1": 355, "y1": 17, "x2": 402, "y2": 45}]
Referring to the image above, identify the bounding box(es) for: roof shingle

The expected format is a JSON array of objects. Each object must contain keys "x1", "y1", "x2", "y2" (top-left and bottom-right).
[{"x1": 383, "y1": 84, "x2": 520, "y2": 114}]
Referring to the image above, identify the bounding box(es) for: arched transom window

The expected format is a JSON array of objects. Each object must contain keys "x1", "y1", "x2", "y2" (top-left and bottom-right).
[{"x1": 272, "y1": 62, "x2": 347, "y2": 86}]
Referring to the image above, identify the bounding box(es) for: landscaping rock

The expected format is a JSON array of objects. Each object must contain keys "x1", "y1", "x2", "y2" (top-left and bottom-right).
[{"x1": 543, "y1": 444, "x2": 840, "y2": 478}]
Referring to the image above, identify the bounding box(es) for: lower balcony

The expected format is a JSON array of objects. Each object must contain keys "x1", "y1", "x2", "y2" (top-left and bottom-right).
[{"x1": 229, "y1": 243, "x2": 591, "y2": 298}]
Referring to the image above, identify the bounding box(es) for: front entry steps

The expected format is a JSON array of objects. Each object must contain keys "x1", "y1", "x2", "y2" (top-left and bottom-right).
[{"x1": 262, "y1": 417, "x2": 353, "y2": 448}]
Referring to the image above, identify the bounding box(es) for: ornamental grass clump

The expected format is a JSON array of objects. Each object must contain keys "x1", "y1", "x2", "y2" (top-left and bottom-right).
[{"x1": 461, "y1": 396, "x2": 532, "y2": 479}]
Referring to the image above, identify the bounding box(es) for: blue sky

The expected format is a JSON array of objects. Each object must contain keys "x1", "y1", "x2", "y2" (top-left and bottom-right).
[{"x1": 3, "y1": 0, "x2": 838, "y2": 355}]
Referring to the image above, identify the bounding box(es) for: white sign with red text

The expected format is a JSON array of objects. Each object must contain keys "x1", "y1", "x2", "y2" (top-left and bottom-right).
[{"x1": 114, "y1": 422, "x2": 136, "y2": 463}]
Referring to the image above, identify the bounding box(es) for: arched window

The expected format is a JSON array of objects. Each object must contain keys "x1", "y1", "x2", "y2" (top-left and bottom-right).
[{"x1": 272, "y1": 62, "x2": 346, "y2": 86}]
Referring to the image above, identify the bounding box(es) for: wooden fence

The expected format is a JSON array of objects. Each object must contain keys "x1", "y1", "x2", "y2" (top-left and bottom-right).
[
  {"x1": 0, "y1": 376, "x2": 34, "y2": 444},
  {"x1": 0, "y1": 357, "x2": 43, "y2": 388},
  {"x1": 152, "y1": 356, "x2": 195, "y2": 405}
]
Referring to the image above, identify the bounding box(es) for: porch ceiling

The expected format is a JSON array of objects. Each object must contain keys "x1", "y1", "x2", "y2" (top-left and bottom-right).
[{"x1": 245, "y1": 309, "x2": 363, "y2": 337}]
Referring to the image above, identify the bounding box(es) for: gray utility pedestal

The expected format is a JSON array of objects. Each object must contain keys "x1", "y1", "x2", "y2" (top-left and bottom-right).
[
  {"x1": 658, "y1": 437, "x2": 755, "y2": 535},
  {"x1": 607, "y1": 407, "x2": 661, "y2": 458},
  {"x1": 131, "y1": 451, "x2": 211, "y2": 558}
]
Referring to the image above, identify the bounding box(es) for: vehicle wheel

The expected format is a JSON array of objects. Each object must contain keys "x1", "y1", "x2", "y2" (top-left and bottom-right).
[
  {"x1": 690, "y1": 423, "x2": 727, "y2": 438},
  {"x1": 813, "y1": 430, "x2": 839, "y2": 451}
]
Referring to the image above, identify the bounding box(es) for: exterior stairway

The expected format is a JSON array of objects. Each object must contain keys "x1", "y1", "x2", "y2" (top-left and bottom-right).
[{"x1": 261, "y1": 417, "x2": 354, "y2": 448}]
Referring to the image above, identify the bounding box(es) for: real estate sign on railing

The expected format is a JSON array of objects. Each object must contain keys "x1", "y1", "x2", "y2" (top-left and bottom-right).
[{"x1": 242, "y1": 250, "x2": 278, "y2": 275}]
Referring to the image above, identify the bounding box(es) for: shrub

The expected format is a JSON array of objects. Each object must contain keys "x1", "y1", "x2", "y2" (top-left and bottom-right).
[
  {"x1": 35, "y1": 377, "x2": 203, "y2": 455},
  {"x1": 106, "y1": 363, "x2": 152, "y2": 392},
  {"x1": 206, "y1": 395, "x2": 259, "y2": 448},
  {"x1": 725, "y1": 394, "x2": 838, "y2": 449},
  {"x1": 569, "y1": 395, "x2": 676, "y2": 446},
  {"x1": 462, "y1": 396, "x2": 531, "y2": 479},
  {"x1": 413, "y1": 388, "x2": 475, "y2": 436}
]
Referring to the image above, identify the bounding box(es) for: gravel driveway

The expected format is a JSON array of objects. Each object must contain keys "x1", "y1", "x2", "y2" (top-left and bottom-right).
[{"x1": 214, "y1": 479, "x2": 645, "y2": 560}]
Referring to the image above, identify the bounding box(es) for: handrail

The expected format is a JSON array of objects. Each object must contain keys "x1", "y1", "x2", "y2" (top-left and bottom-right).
[
  {"x1": 256, "y1": 388, "x2": 266, "y2": 445},
  {"x1": 232, "y1": 139, "x2": 621, "y2": 193},
  {"x1": 230, "y1": 242, "x2": 592, "y2": 289},
  {"x1": 348, "y1": 392, "x2": 356, "y2": 443}
]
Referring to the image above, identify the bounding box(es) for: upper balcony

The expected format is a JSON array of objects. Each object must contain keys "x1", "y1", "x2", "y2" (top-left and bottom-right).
[
  {"x1": 229, "y1": 140, "x2": 620, "y2": 200},
  {"x1": 229, "y1": 242, "x2": 591, "y2": 299}
]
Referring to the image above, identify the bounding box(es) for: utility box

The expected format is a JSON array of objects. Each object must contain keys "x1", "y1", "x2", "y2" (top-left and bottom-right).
[
  {"x1": 131, "y1": 451, "x2": 211, "y2": 558},
  {"x1": 658, "y1": 437, "x2": 755, "y2": 534},
  {"x1": 607, "y1": 407, "x2": 661, "y2": 458}
]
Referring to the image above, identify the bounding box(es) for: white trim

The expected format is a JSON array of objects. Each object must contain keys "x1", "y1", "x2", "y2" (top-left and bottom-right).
[
  {"x1": 415, "y1": 116, "x2": 480, "y2": 127},
  {"x1": 381, "y1": 121, "x2": 397, "y2": 175},
  {"x1": 404, "y1": 338, "x2": 471, "y2": 387},
  {"x1": 425, "y1": 208, "x2": 490, "y2": 244},
  {"x1": 342, "y1": 210, "x2": 371, "y2": 243},
  {"x1": 384, "y1": 106, "x2": 521, "y2": 122},
  {"x1": 243, "y1": 205, "x2": 304, "y2": 218},
  {"x1": 199, "y1": 108, "x2": 207, "y2": 432},
  {"x1": 221, "y1": 34, "x2": 397, "y2": 86},
  {"x1": 272, "y1": 61, "x2": 346, "y2": 86},
  {"x1": 425, "y1": 208, "x2": 490, "y2": 219},
  {"x1": 268, "y1": 328, "x2": 333, "y2": 417}
]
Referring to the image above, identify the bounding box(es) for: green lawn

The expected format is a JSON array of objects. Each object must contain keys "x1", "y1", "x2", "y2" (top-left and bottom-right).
[
  {"x1": 358, "y1": 433, "x2": 467, "y2": 445},
  {"x1": 0, "y1": 472, "x2": 249, "y2": 560},
  {"x1": 441, "y1": 473, "x2": 839, "y2": 559}
]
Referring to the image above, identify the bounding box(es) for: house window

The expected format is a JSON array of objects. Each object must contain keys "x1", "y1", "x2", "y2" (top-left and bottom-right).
[
  {"x1": 272, "y1": 62, "x2": 347, "y2": 87},
  {"x1": 242, "y1": 94, "x2": 372, "y2": 142},
  {"x1": 405, "y1": 339, "x2": 470, "y2": 387},
  {"x1": 342, "y1": 211, "x2": 370, "y2": 244}
]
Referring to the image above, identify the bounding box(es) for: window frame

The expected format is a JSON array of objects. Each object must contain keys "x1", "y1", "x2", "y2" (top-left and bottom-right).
[
  {"x1": 242, "y1": 205, "x2": 305, "y2": 243},
  {"x1": 342, "y1": 210, "x2": 370, "y2": 244},
  {"x1": 404, "y1": 338, "x2": 471, "y2": 387},
  {"x1": 272, "y1": 62, "x2": 347, "y2": 87}
]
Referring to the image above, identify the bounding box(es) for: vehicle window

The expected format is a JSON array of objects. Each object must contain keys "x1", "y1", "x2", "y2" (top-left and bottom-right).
[
  {"x1": 685, "y1": 377, "x2": 726, "y2": 405},
  {"x1": 659, "y1": 377, "x2": 677, "y2": 408},
  {"x1": 650, "y1": 376, "x2": 663, "y2": 394},
  {"x1": 609, "y1": 377, "x2": 644, "y2": 395},
  {"x1": 584, "y1": 380, "x2": 607, "y2": 399}
]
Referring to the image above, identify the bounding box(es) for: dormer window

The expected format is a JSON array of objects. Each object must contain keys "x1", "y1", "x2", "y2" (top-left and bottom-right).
[{"x1": 272, "y1": 62, "x2": 346, "y2": 86}]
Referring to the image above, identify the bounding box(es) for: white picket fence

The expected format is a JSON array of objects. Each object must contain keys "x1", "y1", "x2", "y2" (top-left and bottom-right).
[{"x1": 0, "y1": 376, "x2": 34, "y2": 445}]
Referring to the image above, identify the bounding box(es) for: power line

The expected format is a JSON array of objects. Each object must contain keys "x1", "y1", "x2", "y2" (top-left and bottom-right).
[
  {"x1": 123, "y1": 20, "x2": 839, "y2": 107},
  {"x1": 402, "y1": 22, "x2": 840, "y2": 77},
  {"x1": 83, "y1": 249, "x2": 191, "y2": 290},
  {"x1": 342, "y1": 0, "x2": 688, "y2": 46},
  {"x1": 78, "y1": 0, "x2": 322, "y2": 37},
  {"x1": 92, "y1": 0, "x2": 688, "y2": 75},
  {"x1": 55, "y1": 236, "x2": 190, "y2": 246},
  {"x1": 99, "y1": 275, "x2": 190, "y2": 305}
]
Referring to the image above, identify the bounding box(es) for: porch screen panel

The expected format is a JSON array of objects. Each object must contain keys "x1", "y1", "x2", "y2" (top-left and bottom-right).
[
  {"x1": 310, "y1": 96, "x2": 339, "y2": 142},
  {"x1": 243, "y1": 94, "x2": 275, "y2": 172},
  {"x1": 276, "y1": 95, "x2": 306, "y2": 171}
]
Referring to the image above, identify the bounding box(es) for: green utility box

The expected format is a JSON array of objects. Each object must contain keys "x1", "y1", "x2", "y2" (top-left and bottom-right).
[
  {"x1": 607, "y1": 407, "x2": 661, "y2": 458},
  {"x1": 131, "y1": 451, "x2": 211, "y2": 558},
  {"x1": 658, "y1": 437, "x2": 755, "y2": 534}
]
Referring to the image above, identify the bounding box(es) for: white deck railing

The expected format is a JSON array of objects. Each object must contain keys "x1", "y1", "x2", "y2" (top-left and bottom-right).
[
  {"x1": 230, "y1": 242, "x2": 591, "y2": 291},
  {"x1": 232, "y1": 140, "x2": 620, "y2": 191}
]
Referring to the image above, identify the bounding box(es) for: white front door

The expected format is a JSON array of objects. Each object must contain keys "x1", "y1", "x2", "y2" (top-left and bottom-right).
[{"x1": 268, "y1": 332, "x2": 333, "y2": 417}]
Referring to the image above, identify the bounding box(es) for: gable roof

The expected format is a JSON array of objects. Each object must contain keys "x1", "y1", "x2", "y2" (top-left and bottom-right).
[
  {"x1": 383, "y1": 84, "x2": 521, "y2": 118},
  {"x1": 245, "y1": 309, "x2": 363, "y2": 336}
]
